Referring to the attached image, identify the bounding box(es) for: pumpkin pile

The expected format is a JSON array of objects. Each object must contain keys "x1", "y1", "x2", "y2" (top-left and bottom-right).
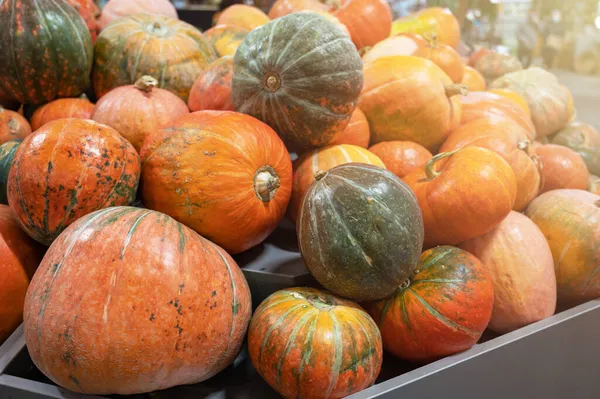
[{"x1": 0, "y1": 2, "x2": 598, "y2": 398}]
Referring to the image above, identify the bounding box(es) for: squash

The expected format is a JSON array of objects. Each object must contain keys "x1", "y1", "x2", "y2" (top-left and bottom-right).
[
  {"x1": 413, "y1": 35, "x2": 465, "y2": 83},
  {"x1": 391, "y1": 7, "x2": 460, "y2": 49},
  {"x1": 97, "y1": 0, "x2": 178, "y2": 31},
  {"x1": 0, "y1": 141, "x2": 21, "y2": 205},
  {"x1": 366, "y1": 246, "x2": 493, "y2": 363},
  {"x1": 468, "y1": 47, "x2": 493, "y2": 67},
  {"x1": 360, "y1": 56, "x2": 462, "y2": 151},
  {"x1": 8, "y1": 119, "x2": 140, "y2": 245},
  {"x1": 488, "y1": 89, "x2": 531, "y2": 117},
  {"x1": 24, "y1": 207, "x2": 251, "y2": 394},
  {"x1": 404, "y1": 147, "x2": 517, "y2": 248},
  {"x1": 141, "y1": 111, "x2": 292, "y2": 255},
  {"x1": 328, "y1": 108, "x2": 370, "y2": 148},
  {"x1": 490, "y1": 68, "x2": 572, "y2": 137},
  {"x1": 327, "y1": 0, "x2": 392, "y2": 50},
  {"x1": 0, "y1": 106, "x2": 31, "y2": 144},
  {"x1": 297, "y1": 163, "x2": 424, "y2": 301},
  {"x1": 461, "y1": 66, "x2": 486, "y2": 91},
  {"x1": 368, "y1": 141, "x2": 432, "y2": 179},
  {"x1": 92, "y1": 76, "x2": 189, "y2": 152},
  {"x1": 474, "y1": 51, "x2": 522, "y2": 83},
  {"x1": 460, "y1": 211, "x2": 556, "y2": 334},
  {"x1": 188, "y1": 57, "x2": 235, "y2": 113},
  {"x1": 67, "y1": 0, "x2": 100, "y2": 42},
  {"x1": 216, "y1": 4, "x2": 270, "y2": 30},
  {"x1": 301, "y1": 10, "x2": 351, "y2": 38},
  {"x1": 525, "y1": 190, "x2": 600, "y2": 306},
  {"x1": 93, "y1": 14, "x2": 217, "y2": 102},
  {"x1": 535, "y1": 144, "x2": 589, "y2": 194},
  {"x1": 204, "y1": 25, "x2": 249, "y2": 57},
  {"x1": 0, "y1": 205, "x2": 44, "y2": 344},
  {"x1": 361, "y1": 33, "x2": 426, "y2": 65},
  {"x1": 287, "y1": 144, "x2": 385, "y2": 223},
  {"x1": 31, "y1": 96, "x2": 95, "y2": 131},
  {"x1": 440, "y1": 117, "x2": 541, "y2": 211},
  {"x1": 551, "y1": 122, "x2": 600, "y2": 176},
  {"x1": 590, "y1": 175, "x2": 600, "y2": 195},
  {"x1": 249, "y1": 287, "x2": 382, "y2": 399},
  {"x1": 268, "y1": 0, "x2": 328, "y2": 19},
  {"x1": 564, "y1": 84, "x2": 576, "y2": 122},
  {"x1": 232, "y1": 12, "x2": 363, "y2": 151},
  {"x1": 0, "y1": 0, "x2": 93, "y2": 105}
]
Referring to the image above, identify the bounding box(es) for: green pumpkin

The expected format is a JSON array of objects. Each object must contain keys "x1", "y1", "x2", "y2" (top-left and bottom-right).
[
  {"x1": 232, "y1": 12, "x2": 363, "y2": 151},
  {"x1": 297, "y1": 163, "x2": 424, "y2": 301},
  {"x1": 0, "y1": 140, "x2": 21, "y2": 205},
  {"x1": 551, "y1": 122, "x2": 600, "y2": 176},
  {"x1": 0, "y1": 0, "x2": 93, "y2": 105}
]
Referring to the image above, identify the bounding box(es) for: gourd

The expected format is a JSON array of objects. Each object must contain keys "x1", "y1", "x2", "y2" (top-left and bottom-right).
[
  {"x1": 0, "y1": 140, "x2": 21, "y2": 205},
  {"x1": 368, "y1": 141, "x2": 432, "y2": 179},
  {"x1": 31, "y1": 96, "x2": 95, "y2": 131},
  {"x1": 328, "y1": 108, "x2": 370, "y2": 148},
  {"x1": 188, "y1": 57, "x2": 235, "y2": 112},
  {"x1": 97, "y1": 0, "x2": 178, "y2": 31},
  {"x1": 535, "y1": 144, "x2": 589, "y2": 194},
  {"x1": 551, "y1": 122, "x2": 600, "y2": 176},
  {"x1": 0, "y1": 106, "x2": 31, "y2": 144}
]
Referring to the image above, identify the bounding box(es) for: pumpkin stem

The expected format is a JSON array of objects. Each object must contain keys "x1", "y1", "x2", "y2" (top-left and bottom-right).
[
  {"x1": 399, "y1": 279, "x2": 411, "y2": 289},
  {"x1": 359, "y1": 46, "x2": 372, "y2": 57},
  {"x1": 424, "y1": 149, "x2": 460, "y2": 180},
  {"x1": 264, "y1": 73, "x2": 281, "y2": 93},
  {"x1": 425, "y1": 33, "x2": 439, "y2": 48},
  {"x1": 254, "y1": 166, "x2": 280, "y2": 202},
  {"x1": 306, "y1": 294, "x2": 335, "y2": 310},
  {"x1": 324, "y1": 0, "x2": 342, "y2": 11},
  {"x1": 79, "y1": 93, "x2": 90, "y2": 101},
  {"x1": 135, "y1": 76, "x2": 159, "y2": 93},
  {"x1": 444, "y1": 84, "x2": 468, "y2": 98},
  {"x1": 314, "y1": 170, "x2": 327, "y2": 181}
]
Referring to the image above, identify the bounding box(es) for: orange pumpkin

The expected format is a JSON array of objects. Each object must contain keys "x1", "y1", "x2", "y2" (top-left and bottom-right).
[
  {"x1": 440, "y1": 117, "x2": 541, "y2": 211},
  {"x1": 216, "y1": 4, "x2": 270, "y2": 30},
  {"x1": 328, "y1": 108, "x2": 370, "y2": 148},
  {"x1": 188, "y1": 56, "x2": 234, "y2": 113},
  {"x1": 590, "y1": 174, "x2": 600, "y2": 195},
  {"x1": 468, "y1": 47, "x2": 493, "y2": 67},
  {"x1": 360, "y1": 56, "x2": 462, "y2": 151},
  {"x1": 31, "y1": 96, "x2": 95, "y2": 131},
  {"x1": 204, "y1": 24, "x2": 249, "y2": 57},
  {"x1": 474, "y1": 51, "x2": 522, "y2": 83},
  {"x1": 97, "y1": 0, "x2": 178, "y2": 32},
  {"x1": 461, "y1": 66, "x2": 486, "y2": 91},
  {"x1": 535, "y1": 144, "x2": 589, "y2": 194},
  {"x1": 361, "y1": 33, "x2": 426, "y2": 64},
  {"x1": 0, "y1": 105, "x2": 31, "y2": 144},
  {"x1": 391, "y1": 7, "x2": 460, "y2": 49},
  {"x1": 488, "y1": 89, "x2": 531, "y2": 117},
  {"x1": 268, "y1": 0, "x2": 328, "y2": 19},
  {"x1": 287, "y1": 144, "x2": 384, "y2": 223},
  {"x1": 328, "y1": 0, "x2": 392, "y2": 50},
  {"x1": 300, "y1": 10, "x2": 350, "y2": 37},
  {"x1": 564, "y1": 84, "x2": 575, "y2": 122},
  {"x1": 368, "y1": 141, "x2": 432, "y2": 179},
  {"x1": 141, "y1": 111, "x2": 292, "y2": 255},
  {"x1": 413, "y1": 35, "x2": 465, "y2": 83},
  {"x1": 404, "y1": 147, "x2": 517, "y2": 248}
]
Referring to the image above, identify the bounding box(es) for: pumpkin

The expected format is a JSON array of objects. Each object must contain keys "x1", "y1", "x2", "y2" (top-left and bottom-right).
[
  {"x1": 366, "y1": 246, "x2": 493, "y2": 363},
  {"x1": 460, "y1": 211, "x2": 556, "y2": 334},
  {"x1": 360, "y1": 56, "x2": 462, "y2": 151},
  {"x1": 297, "y1": 163, "x2": 424, "y2": 301},
  {"x1": 474, "y1": 51, "x2": 522, "y2": 83},
  {"x1": 92, "y1": 76, "x2": 189, "y2": 153},
  {"x1": 24, "y1": 206, "x2": 251, "y2": 394},
  {"x1": 590, "y1": 175, "x2": 600, "y2": 195},
  {"x1": 216, "y1": 4, "x2": 270, "y2": 31},
  {"x1": 327, "y1": 0, "x2": 393, "y2": 50},
  {"x1": 0, "y1": 0, "x2": 93, "y2": 105},
  {"x1": 391, "y1": 7, "x2": 460, "y2": 49},
  {"x1": 0, "y1": 141, "x2": 21, "y2": 205},
  {"x1": 328, "y1": 108, "x2": 370, "y2": 148},
  {"x1": 188, "y1": 57, "x2": 234, "y2": 113},
  {"x1": 564, "y1": 84, "x2": 576, "y2": 122},
  {"x1": 440, "y1": 117, "x2": 541, "y2": 211},
  {"x1": 525, "y1": 190, "x2": 600, "y2": 306},
  {"x1": 404, "y1": 147, "x2": 517, "y2": 248},
  {"x1": 468, "y1": 47, "x2": 493, "y2": 67},
  {"x1": 93, "y1": 14, "x2": 217, "y2": 103},
  {"x1": 301, "y1": 10, "x2": 351, "y2": 37},
  {"x1": 535, "y1": 144, "x2": 589, "y2": 194},
  {"x1": 268, "y1": 0, "x2": 328, "y2": 19},
  {"x1": 141, "y1": 111, "x2": 292, "y2": 255},
  {"x1": 490, "y1": 68, "x2": 572, "y2": 137},
  {"x1": 204, "y1": 25, "x2": 249, "y2": 57},
  {"x1": 461, "y1": 66, "x2": 486, "y2": 91},
  {"x1": 0, "y1": 205, "x2": 44, "y2": 344},
  {"x1": 97, "y1": 0, "x2": 178, "y2": 31},
  {"x1": 361, "y1": 33, "x2": 426, "y2": 65},
  {"x1": 368, "y1": 141, "x2": 432, "y2": 179},
  {"x1": 31, "y1": 96, "x2": 95, "y2": 131},
  {"x1": 288, "y1": 144, "x2": 384, "y2": 223},
  {"x1": 488, "y1": 89, "x2": 530, "y2": 117},
  {"x1": 67, "y1": 0, "x2": 99, "y2": 42},
  {"x1": 8, "y1": 119, "x2": 140, "y2": 245},
  {"x1": 551, "y1": 122, "x2": 600, "y2": 176},
  {"x1": 0, "y1": 106, "x2": 31, "y2": 144},
  {"x1": 248, "y1": 287, "x2": 382, "y2": 399},
  {"x1": 458, "y1": 91, "x2": 536, "y2": 140},
  {"x1": 413, "y1": 35, "x2": 465, "y2": 83},
  {"x1": 232, "y1": 12, "x2": 363, "y2": 151}
]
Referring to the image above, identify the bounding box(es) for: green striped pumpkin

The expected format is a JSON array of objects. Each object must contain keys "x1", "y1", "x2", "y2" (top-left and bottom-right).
[{"x1": 0, "y1": 140, "x2": 20, "y2": 205}]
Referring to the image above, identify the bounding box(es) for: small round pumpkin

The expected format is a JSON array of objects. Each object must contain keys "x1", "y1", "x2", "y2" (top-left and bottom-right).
[
  {"x1": 551, "y1": 122, "x2": 600, "y2": 176},
  {"x1": 216, "y1": 4, "x2": 270, "y2": 30},
  {"x1": 297, "y1": 163, "x2": 424, "y2": 301},
  {"x1": 535, "y1": 144, "x2": 589, "y2": 194},
  {"x1": 488, "y1": 89, "x2": 531, "y2": 117},
  {"x1": 525, "y1": 190, "x2": 600, "y2": 306},
  {"x1": 188, "y1": 57, "x2": 234, "y2": 113},
  {"x1": 249, "y1": 287, "x2": 382, "y2": 399},
  {"x1": 368, "y1": 141, "x2": 432, "y2": 179},
  {"x1": 328, "y1": 0, "x2": 393, "y2": 50},
  {"x1": 461, "y1": 66, "x2": 486, "y2": 91},
  {"x1": 24, "y1": 207, "x2": 251, "y2": 394},
  {"x1": 328, "y1": 108, "x2": 370, "y2": 148},
  {"x1": 31, "y1": 96, "x2": 95, "y2": 131},
  {"x1": 404, "y1": 147, "x2": 517, "y2": 248},
  {"x1": 0, "y1": 106, "x2": 31, "y2": 144},
  {"x1": 97, "y1": 0, "x2": 178, "y2": 31},
  {"x1": 590, "y1": 174, "x2": 600, "y2": 195},
  {"x1": 366, "y1": 246, "x2": 493, "y2": 363},
  {"x1": 8, "y1": 119, "x2": 140, "y2": 245},
  {"x1": 204, "y1": 24, "x2": 249, "y2": 57},
  {"x1": 0, "y1": 140, "x2": 21, "y2": 205},
  {"x1": 413, "y1": 35, "x2": 465, "y2": 83},
  {"x1": 474, "y1": 51, "x2": 522, "y2": 83},
  {"x1": 361, "y1": 33, "x2": 426, "y2": 65},
  {"x1": 391, "y1": 7, "x2": 460, "y2": 49},
  {"x1": 268, "y1": 0, "x2": 328, "y2": 19}
]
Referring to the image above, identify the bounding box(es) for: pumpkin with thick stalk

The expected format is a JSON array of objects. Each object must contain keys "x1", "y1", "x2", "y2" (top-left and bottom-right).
[
  {"x1": 31, "y1": 96, "x2": 95, "y2": 131},
  {"x1": 327, "y1": 0, "x2": 393, "y2": 50},
  {"x1": 141, "y1": 111, "x2": 292, "y2": 255},
  {"x1": 216, "y1": 4, "x2": 270, "y2": 30},
  {"x1": 366, "y1": 246, "x2": 493, "y2": 363},
  {"x1": 8, "y1": 119, "x2": 140, "y2": 245},
  {"x1": 391, "y1": 7, "x2": 460, "y2": 49},
  {"x1": 551, "y1": 122, "x2": 600, "y2": 176},
  {"x1": 297, "y1": 163, "x2": 424, "y2": 301},
  {"x1": 361, "y1": 33, "x2": 426, "y2": 65},
  {"x1": 288, "y1": 145, "x2": 385, "y2": 223},
  {"x1": 97, "y1": 0, "x2": 178, "y2": 31},
  {"x1": 461, "y1": 66, "x2": 486, "y2": 91},
  {"x1": 204, "y1": 25, "x2": 249, "y2": 57},
  {"x1": 232, "y1": 12, "x2": 363, "y2": 151},
  {"x1": 268, "y1": 0, "x2": 328, "y2": 18},
  {"x1": 488, "y1": 89, "x2": 531, "y2": 117},
  {"x1": 460, "y1": 211, "x2": 556, "y2": 334},
  {"x1": 249, "y1": 287, "x2": 382, "y2": 399},
  {"x1": 525, "y1": 190, "x2": 600, "y2": 306},
  {"x1": 0, "y1": 141, "x2": 21, "y2": 205},
  {"x1": 474, "y1": 51, "x2": 522, "y2": 83},
  {"x1": 404, "y1": 147, "x2": 517, "y2": 248},
  {"x1": 24, "y1": 207, "x2": 251, "y2": 394},
  {"x1": 535, "y1": 144, "x2": 589, "y2": 194},
  {"x1": 188, "y1": 57, "x2": 235, "y2": 113},
  {"x1": 0, "y1": 0, "x2": 93, "y2": 105},
  {"x1": 328, "y1": 108, "x2": 370, "y2": 147},
  {"x1": 590, "y1": 175, "x2": 600, "y2": 195},
  {"x1": 360, "y1": 56, "x2": 462, "y2": 151},
  {"x1": 67, "y1": 0, "x2": 99, "y2": 42},
  {"x1": 0, "y1": 106, "x2": 31, "y2": 144},
  {"x1": 93, "y1": 14, "x2": 217, "y2": 103},
  {"x1": 368, "y1": 141, "x2": 432, "y2": 179}
]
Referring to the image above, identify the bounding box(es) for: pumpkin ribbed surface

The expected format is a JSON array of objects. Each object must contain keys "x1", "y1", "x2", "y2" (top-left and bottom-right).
[
  {"x1": 67, "y1": 0, "x2": 99, "y2": 42},
  {"x1": 461, "y1": 66, "x2": 486, "y2": 91},
  {"x1": 216, "y1": 4, "x2": 270, "y2": 31},
  {"x1": 97, "y1": 0, "x2": 178, "y2": 31},
  {"x1": 204, "y1": 25, "x2": 249, "y2": 57},
  {"x1": 0, "y1": 140, "x2": 21, "y2": 205},
  {"x1": 551, "y1": 122, "x2": 600, "y2": 176},
  {"x1": 535, "y1": 144, "x2": 589, "y2": 194},
  {"x1": 328, "y1": 108, "x2": 370, "y2": 148},
  {"x1": 31, "y1": 97, "x2": 95, "y2": 131},
  {"x1": 488, "y1": 89, "x2": 531, "y2": 117},
  {"x1": 188, "y1": 57, "x2": 234, "y2": 112},
  {"x1": 368, "y1": 141, "x2": 432, "y2": 179}
]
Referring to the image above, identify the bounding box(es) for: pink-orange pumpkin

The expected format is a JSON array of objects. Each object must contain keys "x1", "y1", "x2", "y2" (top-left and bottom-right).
[
  {"x1": 188, "y1": 57, "x2": 234, "y2": 113},
  {"x1": 535, "y1": 144, "x2": 589, "y2": 194}
]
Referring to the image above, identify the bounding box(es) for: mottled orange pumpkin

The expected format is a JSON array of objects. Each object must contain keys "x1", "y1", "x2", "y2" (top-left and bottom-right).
[
  {"x1": 361, "y1": 33, "x2": 426, "y2": 65},
  {"x1": 97, "y1": 0, "x2": 178, "y2": 31},
  {"x1": 535, "y1": 144, "x2": 589, "y2": 194},
  {"x1": 31, "y1": 96, "x2": 95, "y2": 131},
  {"x1": 204, "y1": 24, "x2": 249, "y2": 57},
  {"x1": 268, "y1": 0, "x2": 328, "y2": 18},
  {"x1": 0, "y1": 106, "x2": 31, "y2": 144},
  {"x1": 188, "y1": 57, "x2": 234, "y2": 113},
  {"x1": 488, "y1": 89, "x2": 531, "y2": 117},
  {"x1": 391, "y1": 7, "x2": 460, "y2": 49},
  {"x1": 413, "y1": 35, "x2": 465, "y2": 83},
  {"x1": 328, "y1": 0, "x2": 393, "y2": 50},
  {"x1": 590, "y1": 175, "x2": 600, "y2": 195},
  {"x1": 216, "y1": 4, "x2": 270, "y2": 30},
  {"x1": 461, "y1": 66, "x2": 486, "y2": 91},
  {"x1": 368, "y1": 141, "x2": 432, "y2": 179},
  {"x1": 328, "y1": 108, "x2": 370, "y2": 148}
]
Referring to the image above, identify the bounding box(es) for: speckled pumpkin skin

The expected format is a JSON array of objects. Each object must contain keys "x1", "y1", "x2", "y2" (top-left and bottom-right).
[
  {"x1": 31, "y1": 97, "x2": 95, "y2": 131},
  {"x1": 188, "y1": 56, "x2": 235, "y2": 112},
  {"x1": 232, "y1": 12, "x2": 363, "y2": 151},
  {"x1": 297, "y1": 163, "x2": 424, "y2": 301},
  {"x1": 0, "y1": 0, "x2": 93, "y2": 105},
  {"x1": 7, "y1": 119, "x2": 140, "y2": 245},
  {"x1": 24, "y1": 207, "x2": 252, "y2": 394},
  {"x1": 0, "y1": 107, "x2": 31, "y2": 144},
  {"x1": 67, "y1": 0, "x2": 100, "y2": 42},
  {"x1": 248, "y1": 287, "x2": 382, "y2": 399},
  {"x1": 0, "y1": 140, "x2": 21, "y2": 205}
]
